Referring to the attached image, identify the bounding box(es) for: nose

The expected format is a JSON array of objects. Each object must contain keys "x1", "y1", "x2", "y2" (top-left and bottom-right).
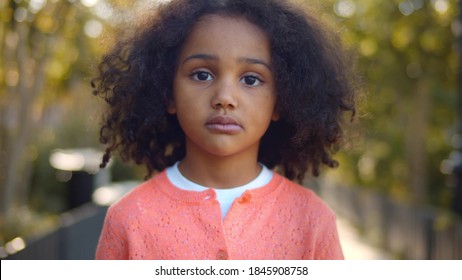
[{"x1": 211, "y1": 78, "x2": 238, "y2": 110}]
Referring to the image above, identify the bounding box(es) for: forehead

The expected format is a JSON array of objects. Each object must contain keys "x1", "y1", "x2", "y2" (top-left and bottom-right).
[{"x1": 178, "y1": 14, "x2": 271, "y2": 60}]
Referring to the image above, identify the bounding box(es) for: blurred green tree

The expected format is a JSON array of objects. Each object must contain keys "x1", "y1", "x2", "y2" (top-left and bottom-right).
[
  {"x1": 0, "y1": 0, "x2": 116, "y2": 235},
  {"x1": 321, "y1": 0, "x2": 458, "y2": 207},
  {"x1": 0, "y1": 0, "x2": 156, "y2": 242}
]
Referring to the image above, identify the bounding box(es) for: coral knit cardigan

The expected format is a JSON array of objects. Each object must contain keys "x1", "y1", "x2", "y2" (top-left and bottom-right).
[{"x1": 95, "y1": 170, "x2": 344, "y2": 260}]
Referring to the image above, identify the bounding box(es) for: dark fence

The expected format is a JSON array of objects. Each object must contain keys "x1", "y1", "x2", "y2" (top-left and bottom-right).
[
  {"x1": 321, "y1": 183, "x2": 462, "y2": 259},
  {"x1": 5, "y1": 203, "x2": 107, "y2": 260}
]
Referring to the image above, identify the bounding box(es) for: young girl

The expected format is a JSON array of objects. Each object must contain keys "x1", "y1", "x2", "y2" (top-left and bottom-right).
[{"x1": 93, "y1": 0, "x2": 355, "y2": 260}]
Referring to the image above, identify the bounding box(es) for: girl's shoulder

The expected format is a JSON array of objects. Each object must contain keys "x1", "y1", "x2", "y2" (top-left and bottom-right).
[
  {"x1": 104, "y1": 171, "x2": 169, "y2": 216},
  {"x1": 273, "y1": 172, "x2": 336, "y2": 217}
]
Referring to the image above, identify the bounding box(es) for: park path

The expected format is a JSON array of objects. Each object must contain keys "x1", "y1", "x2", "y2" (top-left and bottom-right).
[{"x1": 336, "y1": 217, "x2": 393, "y2": 260}]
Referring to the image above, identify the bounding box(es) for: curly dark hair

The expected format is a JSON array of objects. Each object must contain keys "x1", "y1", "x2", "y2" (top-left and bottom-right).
[{"x1": 92, "y1": 0, "x2": 356, "y2": 182}]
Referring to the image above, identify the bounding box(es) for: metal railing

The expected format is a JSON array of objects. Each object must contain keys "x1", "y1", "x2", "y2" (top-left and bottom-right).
[
  {"x1": 321, "y1": 183, "x2": 462, "y2": 259},
  {"x1": 5, "y1": 203, "x2": 107, "y2": 260}
]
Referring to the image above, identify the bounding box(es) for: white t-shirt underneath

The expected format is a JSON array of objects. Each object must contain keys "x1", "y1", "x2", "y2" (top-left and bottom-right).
[{"x1": 166, "y1": 162, "x2": 273, "y2": 219}]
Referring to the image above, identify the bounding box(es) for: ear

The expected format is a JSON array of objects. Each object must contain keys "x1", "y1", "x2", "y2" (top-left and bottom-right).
[
  {"x1": 167, "y1": 99, "x2": 177, "y2": 114},
  {"x1": 271, "y1": 107, "x2": 280, "y2": 121}
]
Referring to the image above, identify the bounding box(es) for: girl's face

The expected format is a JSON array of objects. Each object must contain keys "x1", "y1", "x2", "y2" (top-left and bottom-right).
[{"x1": 170, "y1": 14, "x2": 278, "y2": 160}]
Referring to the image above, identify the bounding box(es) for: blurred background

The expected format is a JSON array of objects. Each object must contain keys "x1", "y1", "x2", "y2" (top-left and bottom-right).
[{"x1": 0, "y1": 0, "x2": 461, "y2": 259}]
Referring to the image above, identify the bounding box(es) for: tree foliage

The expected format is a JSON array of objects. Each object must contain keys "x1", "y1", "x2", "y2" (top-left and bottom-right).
[
  {"x1": 321, "y1": 0, "x2": 458, "y2": 207},
  {"x1": 0, "y1": 0, "x2": 114, "y2": 240}
]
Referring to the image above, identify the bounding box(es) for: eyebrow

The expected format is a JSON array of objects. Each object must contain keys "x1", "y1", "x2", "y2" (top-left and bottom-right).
[
  {"x1": 182, "y1": 54, "x2": 218, "y2": 64},
  {"x1": 182, "y1": 53, "x2": 272, "y2": 71},
  {"x1": 238, "y1": 57, "x2": 272, "y2": 71}
]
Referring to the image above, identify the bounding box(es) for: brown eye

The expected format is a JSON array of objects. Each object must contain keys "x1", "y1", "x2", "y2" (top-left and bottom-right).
[
  {"x1": 191, "y1": 71, "x2": 212, "y2": 81},
  {"x1": 241, "y1": 75, "x2": 262, "y2": 86}
]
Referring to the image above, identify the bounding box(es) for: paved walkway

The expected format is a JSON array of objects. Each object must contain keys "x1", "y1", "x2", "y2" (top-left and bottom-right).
[{"x1": 336, "y1": 217, "x2": 393, "y2": 260}]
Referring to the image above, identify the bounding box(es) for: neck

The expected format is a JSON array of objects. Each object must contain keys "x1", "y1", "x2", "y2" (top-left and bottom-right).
[{"x1": 178, "y1": 148, "x2": 262, "y2": 190}]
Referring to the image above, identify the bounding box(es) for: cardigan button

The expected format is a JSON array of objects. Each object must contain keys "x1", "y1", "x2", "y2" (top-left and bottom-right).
[
  {"x1": 204, "y1": 190, "x2": 215, "y2": 200},
  {"x1": 216, "y1": 250, "x2": 228, "y2": 260},
  {"x1": 239, "y1": 193, "x2": 251, "y2": 203}
]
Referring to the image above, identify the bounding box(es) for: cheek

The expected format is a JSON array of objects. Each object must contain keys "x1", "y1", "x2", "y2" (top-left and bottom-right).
[
  {"x1": 171, "y1": 74, "x2": 192, "y2": 114},
  {"x1": 174, "y1": 101, "x2": 204, "y2": 130},
  {"x1": 262, "y1": 94, "x2": 278, "y2": 121},
  {"x1": 250, "y1": 100, "x2": 277, "y2": 132}
]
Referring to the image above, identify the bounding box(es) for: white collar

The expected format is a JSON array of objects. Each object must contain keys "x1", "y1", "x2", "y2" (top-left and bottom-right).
[
  {"x1": 166, "y1": 162, "x2": 273, "y2": 192},
  {"x1": 166, "y1": 162, "x2": 273, "y2": 219}
]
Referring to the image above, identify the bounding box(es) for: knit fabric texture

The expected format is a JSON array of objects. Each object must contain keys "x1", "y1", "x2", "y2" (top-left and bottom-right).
[{"x1": 95, "y1": 170, "x2": 344, "y2": 260}]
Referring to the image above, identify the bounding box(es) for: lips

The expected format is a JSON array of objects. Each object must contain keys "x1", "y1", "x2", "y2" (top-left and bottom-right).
[{"x1": 205, "y1": 115, "x2": 243, "y2": 134}]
